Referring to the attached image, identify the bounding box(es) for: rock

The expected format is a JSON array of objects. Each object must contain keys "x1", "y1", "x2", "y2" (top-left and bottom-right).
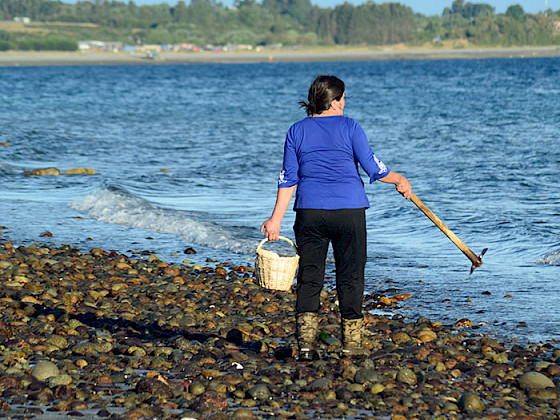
[
  {"x1": 273, "y1": 346, "x2": 293, "y2": 360},
  {"x1": 191, "y1": 390, "x2": 228, "y2": 412},
  {"x1": 45, "y1": 335, "x2": 69, "y2": 350},
  {"x1": 308, "y1": 377, "x2": 332, "y2": 391},
  {"x1": 48, "y1": 374, "x2": 73, "y2": 387},
  {"x1": 354, "y1": 368, "x2": 385, "y2": 384},
  {"x1": 391, "y1": 332, "x2": 412, "y2": 344},
  {"x1": 347, "y1": 383, "x2": 364, "y2": 392},
  {"x1": 335, "y1": 387, "x2": 354, "y2": 402},
  {"x1": 0, "y1": 320, "x2": 12, "y2": 336},
  {"x1": 518, "y1": 372, "x2": 555, "y2": 389},
  {"x1": 135, "y1": 377, "x2": 173, "y2": 397},
  {"x1": 246, "y1": 384, "x2": 271, "y2": 400},
  {"x1": 226, "y1": 328, "x2": 244, "y2": 345},
  {"x1": 416, "y1": 328, "x2": 437, "y2": 343},
  {"x1": 233, "y1": 408, "x2": 256, "y2": 419},
  {"x1": 23, "y1": 167, "x2": 61, "y2": 176},
  {"x1": 459, "y1": 392, "x2": 485, "y2": 414},
  {"x1": 123, "y1": 407, "x2": 159, "y2": 419},
  {"x1": 370, "y1": 383, "x2": 385, "y2": 394},
  {"x1": 31, "y1": 360, "x2": 60, "y2": 381},
  {"x1": 63, "y1": 168, "x2": 96, "y2": 175},
  {"x1": 72, "y1": 340, "x2": 113, "y2": 355},
  {"x1": 528, "y1": 389, "x2": 558, "y2": 400},
  {"x1": 397, "y1": 367, "x2": 417, "y2": 386},
  {"x1": 490, "y1": 352, "x2": 509, "y2": 364},
  {"x1": 189, "y1": 382, "x2": 206, "y2": 396},
  {"x1": 28, "y1": 388, "x2": 55, "y2": 402},
  {"x1": 0, "y1": 377, "x2": 20, "y2": 391}
]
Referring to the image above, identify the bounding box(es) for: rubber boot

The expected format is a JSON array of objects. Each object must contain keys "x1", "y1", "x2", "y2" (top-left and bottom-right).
[
  {"x1": 341, "y1": 317, "x2": 370, "y2": 359},
  {"x1": 296, "y1": 312, "x2": 320, "y2": 361}
]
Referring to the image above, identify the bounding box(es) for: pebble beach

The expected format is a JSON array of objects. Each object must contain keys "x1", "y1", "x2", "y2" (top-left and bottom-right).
[{"x1": 1, "y1": 228, "x2": 560, "y2": 420}]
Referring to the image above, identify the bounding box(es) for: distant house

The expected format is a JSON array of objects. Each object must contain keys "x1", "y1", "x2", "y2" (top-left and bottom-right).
[
  {"x1": 176, "y1": 43, "x2": 198, "y2": 51},
  {"x1": 104, "y1": 42, "x2": 123, "y2": 52},
  {"x1": 225, "y1": 44, "x2": 253, "y2": 51},
  {"x1": 78, "y1": 41, "x2": 105, "y2": 51},
  {"x1": 554, "y1": 22, "x2": 560, "y2": 32},
  {"x1": 141, "y1": 44, "x2": 162, "y2": 53},
  {"x1": 14, "y1": 17, "x2": 31, "y2": 23}
]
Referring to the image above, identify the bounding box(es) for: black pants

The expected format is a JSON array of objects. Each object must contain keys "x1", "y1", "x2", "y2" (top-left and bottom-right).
[{"x1": 294, "y1": 208, "x2": 366, "y2": 320}]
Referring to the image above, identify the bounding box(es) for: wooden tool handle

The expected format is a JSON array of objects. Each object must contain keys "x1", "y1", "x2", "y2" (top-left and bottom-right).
[{"x1": 410, "y1": 192, "x2": 482, "y2": 267}]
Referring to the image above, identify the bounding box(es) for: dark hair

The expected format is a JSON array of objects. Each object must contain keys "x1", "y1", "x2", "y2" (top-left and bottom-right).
[{"x1": 299, "y1": 75, "x2": 345, "y2": 116}]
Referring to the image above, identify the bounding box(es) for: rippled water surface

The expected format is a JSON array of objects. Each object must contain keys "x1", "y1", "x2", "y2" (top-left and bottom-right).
[{"x1": 1, "y1": 58, "x2": 559, "y2": 343}]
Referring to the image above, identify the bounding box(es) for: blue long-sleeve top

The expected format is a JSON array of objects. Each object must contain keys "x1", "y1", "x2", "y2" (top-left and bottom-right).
[{"x1": 278, "y1": 115, "x2": 390, "y2": 210}]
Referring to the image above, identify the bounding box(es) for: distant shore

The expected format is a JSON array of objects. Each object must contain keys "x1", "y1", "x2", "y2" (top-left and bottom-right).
[{"x1": 1, "y1": 45, "x2": 560, "y2": 66}]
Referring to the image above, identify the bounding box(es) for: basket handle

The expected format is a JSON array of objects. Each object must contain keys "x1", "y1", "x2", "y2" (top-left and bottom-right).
[{"x1": 256, "y1": 235, "x2": 298, "y2": 253}]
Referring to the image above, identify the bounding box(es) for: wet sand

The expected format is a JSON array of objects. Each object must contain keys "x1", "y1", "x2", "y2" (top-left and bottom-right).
[{"x1": 1, "y1": 45, "x2": 560, "y2": 66}]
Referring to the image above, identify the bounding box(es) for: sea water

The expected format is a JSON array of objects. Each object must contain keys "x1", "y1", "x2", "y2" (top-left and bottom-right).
[{"x1": 1, "y1": 57, "x2": 559, "y2": 344}]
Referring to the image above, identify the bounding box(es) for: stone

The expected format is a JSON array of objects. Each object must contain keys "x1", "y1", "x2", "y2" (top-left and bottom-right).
[
  {"x1": 72, "y1": 340, "x2": 113, "y2": 355},
  {"x1": 123, "y1": 407, "x2": 158, "y2": 418},
  {"x1": 391, "y1": 332, "x2": 412, "y2": 344},
  {"x1": 48, "y1": 374, "x2": 73, "y2": 387},
  {"x1": 459, "y1": 392, "x2": 485, "y2": 414},
  {"x1": 397, "y1": 368, "x2": 417, "y2": 386},
  {"x1": 335, "y1": 387, "x2": 354, "y2": 402},
  {"x1": 189, "y1": 382, "x2": 205, "y2": 396},
  {"x1": 417, "y1": 328, "x2": 437, "y2": 343},
  {"x1": 247, "y1": 384, "x2": 271, "y2": 400},
  {"x1": 233, "y1": 408, "x2": 256, "y2": 419},
  {"x1": 31, "y1": 360, "x2": 60, "y2": 381},
  {"x1": 63, "y1": 168, "x2": 96, "y2": 175},
  {"x1": 226, "y1": 329, "x2": 244, "y2": 345},
  {"x1": 0, "y1": 320, "x2": 13, "y2": 336},
  {"x1": 308, "y1": 377, "x2": 332, "y2": 391},
  {"x1": 528, "y1": 389, "x2": 558, "y2": 400},
  {"x1": 518, "y1": 372, "x2": 555, "y2": 389},
  {"x1": 45, "y1": 335, "x2": 69, "y2": 350},
  {"x1": 354, "y1": 368, "x2": 385, "y2": 384},
  {"x1": 135, "y1": 377, "x2": 173, "y2": 397},
  {"x1": 23, "y1": 167, "x2": 61, "y2": 176},
  {"x1": 191, "y1": 391, "x2": 228, "y2": 412}
]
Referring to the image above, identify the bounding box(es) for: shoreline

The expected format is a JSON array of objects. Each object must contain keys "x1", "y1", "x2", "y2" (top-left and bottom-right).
[
  {"x1": 1, "y1": 45, "x2": 560, "y2": 66},
  {"x1": 1, "y1": 236, "x2": 560, "y2": 418}
]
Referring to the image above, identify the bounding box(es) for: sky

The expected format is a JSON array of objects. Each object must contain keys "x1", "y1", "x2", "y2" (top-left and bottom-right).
[{"x1": 127, "y1": 0, "x2": 555, "y2": 15}]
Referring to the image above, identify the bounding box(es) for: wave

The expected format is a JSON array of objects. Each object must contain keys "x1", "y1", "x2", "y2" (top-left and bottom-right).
[
  {"x1": 69, "y1": 184, "x2": 258, "y2": 254},
  {"x1": 536, "y1": 249, "x2": 560, "y2": 266}
]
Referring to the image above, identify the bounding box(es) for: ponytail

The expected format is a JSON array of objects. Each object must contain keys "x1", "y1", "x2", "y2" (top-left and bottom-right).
[{"x1": 299, "y1": 75, "x2": 345, "y2": 117}]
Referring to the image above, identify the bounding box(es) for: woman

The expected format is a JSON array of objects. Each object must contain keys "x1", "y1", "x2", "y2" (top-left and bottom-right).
[{"x1": 261, "y1": 75, "x2": 411, "y2": 360}]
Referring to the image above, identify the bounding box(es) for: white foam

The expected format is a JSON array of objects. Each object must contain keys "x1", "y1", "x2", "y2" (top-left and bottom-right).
[
  {"x1": 537, "y1": 249, "x2": 560, "y2": 266},
  {"x1": 70, "y1": 186, "x2": 256, "y2": 254}
]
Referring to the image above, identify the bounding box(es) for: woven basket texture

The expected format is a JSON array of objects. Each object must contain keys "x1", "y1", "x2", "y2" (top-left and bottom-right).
[{"x1": 255, "y1": 237, "x2": 299, "y2": 291}]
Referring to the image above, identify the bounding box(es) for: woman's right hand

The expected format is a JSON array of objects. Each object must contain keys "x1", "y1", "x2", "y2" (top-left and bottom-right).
[
  {"x1": 379, "y1": 171, "x2": 412, "y2": 199},
  {"x1": 260, "y1": 185, "x2": 296, "y2": 242},
  {"x1": 395, "y1": 177, "x2": 412, "y2": 199},
  {"x1": 260, "y1": 218, "x2": 281, "y2": 241}
]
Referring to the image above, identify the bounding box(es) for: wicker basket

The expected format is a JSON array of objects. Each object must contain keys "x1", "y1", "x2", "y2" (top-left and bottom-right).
[{"x1": 255, "y1": 236, "x2": 299, "y2": 291}]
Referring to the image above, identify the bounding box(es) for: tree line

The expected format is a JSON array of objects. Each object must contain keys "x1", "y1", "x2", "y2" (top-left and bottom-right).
[{"x1": 1, "y1": 0, "x2": 559, "y2": 51}]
